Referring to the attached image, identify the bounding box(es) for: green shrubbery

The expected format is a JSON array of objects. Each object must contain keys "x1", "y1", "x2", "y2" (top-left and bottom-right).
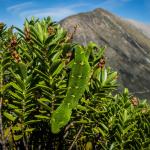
[{"x1": 0, "y1": 17, "x2": 150, "y2": 149}]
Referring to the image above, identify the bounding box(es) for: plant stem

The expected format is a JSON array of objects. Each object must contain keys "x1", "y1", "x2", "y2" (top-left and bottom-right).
[
  {"x1": 0, "y1": 97, "x2": 6, "y2": 149},
  {"x1": 0, "y1": 52, "x2": 6, "y2": 150},
  {"x1": 68, "y1": 124, "x2": 83, "y2": 150}
]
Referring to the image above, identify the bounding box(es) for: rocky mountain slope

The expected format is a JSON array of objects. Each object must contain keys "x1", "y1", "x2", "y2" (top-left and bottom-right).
[
  {"x1": 125, "y1": 19, "x2": 150, "y2": 38},
  {"x1": 60, "y1": 8, "x2": 150, "y2": 100}
]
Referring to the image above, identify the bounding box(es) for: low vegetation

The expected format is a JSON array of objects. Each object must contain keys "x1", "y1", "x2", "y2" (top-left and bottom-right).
[{"x1": 0, "y1": 17, "x2": 150, "y2": 150}]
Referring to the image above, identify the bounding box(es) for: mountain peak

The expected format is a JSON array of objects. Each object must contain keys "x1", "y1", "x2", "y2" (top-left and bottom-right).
[
  {"x1": 60, "y1": 8, "x2": 150, "y2": 100},
  {"x1": 93, "y1": 8, "x2": 115, "y2": 16}
]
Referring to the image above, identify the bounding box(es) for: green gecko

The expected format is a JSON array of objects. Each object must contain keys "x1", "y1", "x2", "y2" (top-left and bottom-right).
[{"x1": 51, "y1": 45, "x2": 91, "y2": 134}]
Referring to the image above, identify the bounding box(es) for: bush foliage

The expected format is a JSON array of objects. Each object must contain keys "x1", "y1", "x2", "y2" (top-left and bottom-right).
[{"x1": 0, "y1": 17, "x2": 150, "y2": 150}]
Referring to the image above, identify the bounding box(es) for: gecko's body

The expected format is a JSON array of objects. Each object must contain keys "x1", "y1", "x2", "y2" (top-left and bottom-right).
[{"x1": 51, "y1": 46, "x2": 90, "y2": 134}]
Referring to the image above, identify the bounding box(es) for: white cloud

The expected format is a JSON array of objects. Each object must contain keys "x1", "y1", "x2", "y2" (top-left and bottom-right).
[
  {"x1": 20, "y1": 8, "x2": 75, "y2": 21},
  {"x1": 94, "y1": 0, "x2": 131, "y2": 9},
  {"x1": 66, "y1": 3, "x2": 90, "y2": 9},
  {"x1": 19, "y1": 3, "x2": 89, "y2": 21},
  {"x1": 6, "y1": 0, "x2": 131, "y2": 22},
  {"x1": 7, "y1": 2, "x2": 33, "y2": 13}
]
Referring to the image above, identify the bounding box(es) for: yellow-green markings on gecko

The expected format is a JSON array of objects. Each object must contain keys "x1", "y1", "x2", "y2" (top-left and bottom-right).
[{"x1": 51, "y1": 46, "x2": 91, "y2": 134}]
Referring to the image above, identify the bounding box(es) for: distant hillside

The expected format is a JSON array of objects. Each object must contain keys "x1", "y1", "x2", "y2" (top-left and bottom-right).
[
  {"x1": 60, "y1": 8, "x2": 150, "y2": 100},
  {"x1": 126, "y1": 19, "x2": 150, "y2": 38}
]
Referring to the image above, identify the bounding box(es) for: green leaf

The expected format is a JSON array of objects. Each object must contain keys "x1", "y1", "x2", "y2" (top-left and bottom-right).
[
  {"x1": 9, "y1": 91, "x2": 23, "y2": 100},
  {"x1": 30, "y1": 34, "x2": 43, "y2": 48},
  {"x1": 37, "y1": 22, "x2": 44, "y2": 43},
  {"x1": 14, "y1": 135, "x2": 23, "y2": 141},
  {"x1": 35, "y1": 84, "x2": 52, "y2": 92},
  {"x1": 45, "y1": 34, "x2": 54, "y2": 45},
  {"x1": 100, "y1": 122, "x2": 108, "y2": 132},
  {"x1": 34, "y1": 69, "x2": 49, "y2": 82},
  {"x1": 123, "y1": 109, "x2": 128, "y2": 123},
  {"x1": 93, "y1": 127, "x2": 100, "y2": 134},
  {"x1": 12, "y1": 126, "x2": 22, "y2": 131},
  {"x1": 8, "y1": 104, "x2": 18, "y2": 109},
  {"x1": 98, "y1": 127, "x2": 106, "y2": 137},
  {"x1": 38, "y1": 98, "x2": 51, "y2": 103},
  {"x1": 100, "y1": 68, "x2": 107, "y2": 84},
  {"x1": 77, "y1": 105, "x2": 88, "y2": 111},
  {"x1": 93, "y1": 126, "x2": 106, "y2": 137},
  {"x1": 25, "y1": 120, "x2": 41, "y2": 125},
  {"x1": 25, "y1": 74, "x2": 32, "y2": 86},
  {"x1": 30, "y1": 25, "x2": 42, "y2": 43},
  {"x1": 109, "y1": 143, "x2": 116, "y2": 150},
  {"x1": 104, "y1": 72, "x2": 117, "y2": 85},
  {"x1": 51, "y1": 51, "x2": 62, "y2": 62},
  {"x1": 18, "y1": 62, "x2": 27, "y2": 80},
  {"x1": 124, "y1": 88, "x2": 129, "y2": 96},
  {"x1": 85, "y1": 141, "x2": 93, "y2": 150},
  {"x1": 37, "y1": 98, "x2": 51, "y2": 111},
  {"x1": 51, "y1": 61, "x2": 65, "y2": 77},
  {"x1": 117, "y1": 124, "x2": 123, "y2": 134},
  {"x1": 15, "y1": 27, "x2": 24, "y2": 35},
  {"x1": 123, "y1": 122, "x2": 137, "y2": 135},
  {"x1": 9, "y1": 82, "x2": 23, "y2": 92},
  {"x1": 13, "y1": 109, "x2": 22, "y2": 116},
  {"x1": 25, "y1": 128, "x2": 35, "y2": 132},
  {"x1": 10, "y1": 69, "x2": 25, "y2": 90},
  {"x1": 2, "y1": 62, "x2": 11, "y2": 71},
  {"x1": 12, "y1": 100, "x2": 22, "y2": 105},
  {"x1": 3, "y1": 112, "x2": 16, "y2": 121},
  {"x1": 25, "y1": 104, "x2": 35, "y2": 110},
  {"x1": 35, "y1": 115, "x2": 49, "y2": 120}
]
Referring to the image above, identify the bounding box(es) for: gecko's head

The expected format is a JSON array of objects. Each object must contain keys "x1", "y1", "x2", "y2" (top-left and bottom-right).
[
  {"x1": 51, "y1": 106, "x2": 72, "y2": 134},
  {"x1": 51, "y1": 124, "x2": 60, "y2": 134},
  {"x1": 51, "y1": 117, "x2": 61, "y2": 134},
  {"x1": 51, "y1": 119, "x2": 70, "y2": 134}
]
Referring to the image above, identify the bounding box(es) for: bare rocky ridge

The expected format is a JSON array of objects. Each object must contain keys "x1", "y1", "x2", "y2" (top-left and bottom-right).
[
  {"x1": 60, "y1": 8, "x2": 150, "y2": 100},
  {"x1": 125, "y1": 19, "x2": 150, "y2": 38}
]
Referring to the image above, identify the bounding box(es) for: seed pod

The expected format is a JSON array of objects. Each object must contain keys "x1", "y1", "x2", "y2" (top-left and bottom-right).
[
  {"x1": 24, "y1": 27, "x2": 31, "y2": 41},
  {"x1": 98, "y1": 57, "x2": 105, "y2": 68},
  {"x1": 131, "y1": 96, "x2": 139, "y2": 106},
  {"x1": 47, "y1": 26, "x2": 55, "y2": 35},
  {"x1": 66, "y1": 51, "x2": 72, "y2": 58},
  {"x1": 0, "y1": 22, "x2": 4, "y2": 31},
  {"x1": 10, "y1": 36, "x2": 17, "y2": 47},
  {"x1": 11, "y1": 50, "x2": 21, "y2": 63},
  {"x1": 65, "y1": 51, "x2": 74, "y2": 64},
  {"x1": 65, "y1": 24, "x2": 78, "y2": 43},
  {"x1": 141, "y1": 108, "x2": 148, "y2": 113}
]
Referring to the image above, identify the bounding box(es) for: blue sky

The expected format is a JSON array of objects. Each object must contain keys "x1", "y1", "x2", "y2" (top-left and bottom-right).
[{"x1": 0, "y1": 0, "x2": 150, "y2": 27}]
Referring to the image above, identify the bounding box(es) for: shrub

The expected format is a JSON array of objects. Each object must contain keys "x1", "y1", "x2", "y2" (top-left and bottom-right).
[{"x1": 0, "y1": 17, "x2": 149, "y2": 150}]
